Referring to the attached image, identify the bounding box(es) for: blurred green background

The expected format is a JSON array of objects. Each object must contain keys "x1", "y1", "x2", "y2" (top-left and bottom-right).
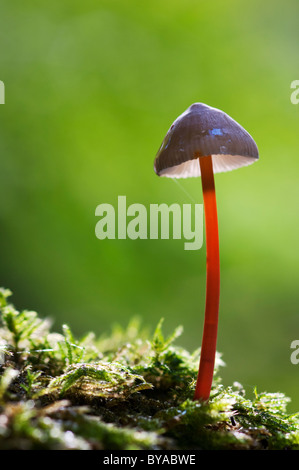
[{"x1": 1, "y1": 0, "x2": 299, "y2": 410}]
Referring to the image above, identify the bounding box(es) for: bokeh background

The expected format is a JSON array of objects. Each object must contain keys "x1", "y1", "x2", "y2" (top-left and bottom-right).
[{"x1": 1, "y1": 0, "x2": 299, "y2": 410}]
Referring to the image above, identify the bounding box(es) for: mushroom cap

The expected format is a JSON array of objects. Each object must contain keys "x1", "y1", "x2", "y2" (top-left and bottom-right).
[{"x1": 154, "y1": 103, "x2": 259, "y2": 178}]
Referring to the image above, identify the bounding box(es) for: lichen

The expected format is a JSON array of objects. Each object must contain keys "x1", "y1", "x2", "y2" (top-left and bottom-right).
[{"x1": 0, "y1": 287, "x2": 299, "y2": 450}]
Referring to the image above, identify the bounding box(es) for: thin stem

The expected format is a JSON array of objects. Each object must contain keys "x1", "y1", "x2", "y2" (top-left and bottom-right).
[{"x1": 194, "y1": 155, "x2": 220, "y2": 401}]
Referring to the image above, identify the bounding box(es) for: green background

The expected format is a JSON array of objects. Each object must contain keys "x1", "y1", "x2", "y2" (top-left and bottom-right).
[{"x1": 1, "y1": 0, "x2": 299, "y2": 410}]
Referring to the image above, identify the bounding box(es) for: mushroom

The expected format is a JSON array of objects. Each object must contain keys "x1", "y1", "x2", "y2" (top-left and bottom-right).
[{"x1": 154, "y1": 103, "x2": 259, "y2": 401}]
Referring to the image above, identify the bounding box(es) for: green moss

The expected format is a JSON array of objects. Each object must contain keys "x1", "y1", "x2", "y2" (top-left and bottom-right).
[{"x1": 0, "y1": 287, "x2": 299, "y2": 450}]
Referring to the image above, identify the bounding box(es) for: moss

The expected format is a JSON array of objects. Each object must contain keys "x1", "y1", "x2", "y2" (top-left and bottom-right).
[{"x1": 0, "y1": 287, "x2": 298, "y2": 450}]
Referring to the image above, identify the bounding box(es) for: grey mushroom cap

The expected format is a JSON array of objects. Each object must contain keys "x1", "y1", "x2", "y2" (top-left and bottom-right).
[{"x1": 154, "y1": 103, "x2": 259, "y2": 178}]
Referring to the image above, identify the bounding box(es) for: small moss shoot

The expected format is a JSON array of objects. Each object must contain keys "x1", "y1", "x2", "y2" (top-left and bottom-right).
[{"x1": 0, "y1": 287, "x2": 298, "y2": 450}]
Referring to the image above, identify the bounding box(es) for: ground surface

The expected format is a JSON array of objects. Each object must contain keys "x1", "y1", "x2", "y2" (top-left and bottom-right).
[{"x1": 0, "y1": 287, "x2": 299, "y2": 450}]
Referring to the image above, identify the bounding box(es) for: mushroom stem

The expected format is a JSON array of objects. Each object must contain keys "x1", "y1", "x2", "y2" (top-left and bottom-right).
[{"x1": 194, "y1": 155, "x2": 220, "y2": 401}]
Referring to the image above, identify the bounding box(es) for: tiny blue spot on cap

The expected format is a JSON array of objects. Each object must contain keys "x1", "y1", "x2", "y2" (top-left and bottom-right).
[{"x1": 209, "y1": 128, "x2": 223, "y2": 136}]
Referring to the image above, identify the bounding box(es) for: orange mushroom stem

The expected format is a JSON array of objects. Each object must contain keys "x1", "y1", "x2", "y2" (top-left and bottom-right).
[{"x1": 194, "y1": 155, "x2": 220, "y2": 401}]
